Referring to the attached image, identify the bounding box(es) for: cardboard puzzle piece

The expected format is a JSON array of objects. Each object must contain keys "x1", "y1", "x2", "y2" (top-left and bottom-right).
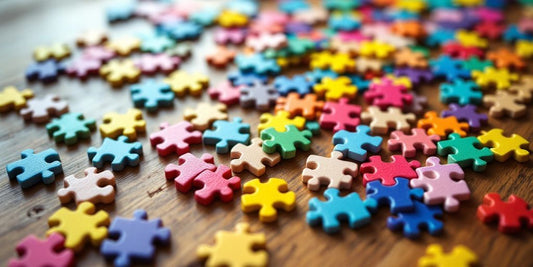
[
  {"x1": 418, "y1": 244, "x2": 478, "y2": 267},
  {"x1": 100, "y1": 109, "x2": 146, "y2": 140},
  {"x1": 360, "y1": 155, "x2": 420, "y2": 186},
  {"x1": 165, "y1": 153, "x2": 216, "y2": 192},
  {"x1": 203, "y1": 117, "x2": 251, "y2": 154},
  {"x1": 302, "y1": 151, "x2": 358, "y2": 191},
  {"x1": 164, "y1": 70, "x2": 209, "y2": 97},
  {"x1": 149, "y1": 121, "x2": 202, "y2": 156},
  {"x1": 275, "y1": 93, "x2": 324, "y2": 120},
  {"x1": 319, "y1": 97, "x2": 361, "y2": 133},
  {"x1": 333, "y1": 125, "x2": 383, "y2": 162},
  {"x1": 193, "y1": 165, "x2": 241, "y2": 205},
  {"x1": 88, "y1": 136, "x2": 143, "y2": 171},
  {"x1": 261, "y1": 125, "x2": 312, "y2": 159},
  {"x1": 0, "y1": 86, "x2": 33, "y2": 112},
  {"x1": 20, "y1": 94, "x2": 69, "y2": 124},
  {"x1": 6, "y1": 148, "x2": 63, "y2": 189},
  {"x1": 57, "y1": 167, "x2": 116, "y2": 205},
  {"x1": 242, "y1": 178, "x2": 296, "y2": 222},
  {"x1": 387, "y1": 128, "x2": 440, "y2": 158},
  {"x1": 438, "y1": 133, "x2": 494, "y2": 172},
  {"x1": 477, "y1": 193, "x2": 533, "y2": 233},
  {"x1": 8, "y1": 233, "x2": 74, "y2": 267},
  {"x1": 417, "y1": 111, "x2": 469, "y2": 138},
  {"x1": 258, "y1": 110, "x2": 306, "y2": 134},
  {"x1": 183, "y1": 102, "x2": 228, "y2": 131},
  {"x1": 230, "y1": 138, "x2": 281, "y2": 176},
  {"x1": 366, "y1": 177, "x2": 424, "y2": 213},
  {"x1": 477, "y1": 128, "x2": 530, "y2": 162},
  {"x1": 361, "y1": 106, "x2": 415, "y2": 135}
]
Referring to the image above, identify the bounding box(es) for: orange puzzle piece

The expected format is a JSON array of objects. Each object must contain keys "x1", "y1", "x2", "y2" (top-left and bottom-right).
[
  {"x1": 394, "y1": 48, "x2": 428, "y2": 68},
  {"x1": 486, "y1": 48, "x2": 525, "y2": 70},
  {"x1": 391, "y1": 20, "x2": 425, "y2": 38},
  {"x1": 206, "y1": 46, "x2": 236, "y2": 68},
  {"x1": 275, "y1": 93, "x2": 324, "y2": 120},
  {"x1": 418, "y1": 111, "x2": 469, "y2": 138}
]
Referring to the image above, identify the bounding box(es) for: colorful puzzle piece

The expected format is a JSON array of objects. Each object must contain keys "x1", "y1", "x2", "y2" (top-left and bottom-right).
[
  {"x1": 149, "y1": 121, "x2": 202, "y2": 157},
  {"x1": 6, "y1": 148, "x2": 63, "y2": 189},
  {"x1": 417, "y1": 111, "x2": 469, "y2": 138},
  {"x1": 193, "y1": 165, "x2": 241, "y2": 205},
  {"x1": 130, "y1": 79, "x2": 174, "y2": 112},
  {"x1": 441, "y1": 104, "x2": 487, "y2": 131},
  {"x1": 183, "y1": 102, "x2": 228, "y2": 131},
  {"x1": 313, "y1": 76, "x2": 357, "y2": 101},
  {"x1": 66, "y1": 56, "x2": 102, "y2": 80},
  {"x1": 418, "y1": 244, "x2": 478, "y2": 267},
  {"x1": 163, "y1": 70, "x2": 209, "y2": 97},
  {"x1": 438, "y1": 133, "x2": 494, "y2": 172},
  {"x1": 100, "y1": 109, "x2": 146, "y2": 140},
  {"x1": 101, "y1": 210, "x2": 170, "y2": 267},
  {"x1": 230, "y1": 138, "x2": 281, "y2": 177},
  {"x1": 332, "y1": 125, "x2": 383, "y2": 162},
  {"x1": 258, "y1": 110, "x2": 306, "y2": 134},
  {"x1": 360, "y1": 40, "x2": 396, "y2": 58},
  {"x1": 134, "y1": 53, "x2": 180, "y2": 75},
  {"x1": 319, "y1": 97, "x2": 361, "y2": 133},
  {"x1": 477, "y1": 128, "x2": 530, "y2": 162},
  {"x1": 477, "y1": 193, "x2": 533, "y2": 233},
  {"x1": 106, "y1": 36, "x2": 141, "y2": 56},
  {"x1": 47, "y1": 202, "x2": 110, "y2": 252},
  {"x1": 235, "y1": 53, "x2": 280, "y2": 75},
  {"x1": 19, "y1": 94, "x2": 68, "y2": 124},
  {"x1": 302, "y1": 151, "x2": 358, "y2": 191},
  {"x1": 275, "y1": 93, "x2": 324, "y2": 120},
  {"x1": 387, "y1": 200, "x2": 443, "y2": 239},
  {"x1": 388, "y1": 128, "x2": 440, "y2": 158},
  {"x1": 509, "y1": 75, "x2": 533, "y2": 102},
  {"x1": 360, "y1": 155, "x2": 420, "y2": 186},
  {"x1": 273, "y1": 75, "x2": 313, "y2": 96},
  {"x1": 8, "y1": 233, "x2": 73, "y2": 267},
  {"x1": 483, "y1": 91, "x2": 527, "y2": 118},
  {"x1": 205, "y1": 46, "x2": 236, "y2": 68},
  {"x1": 364, "y1": 78, "x2": 412, "y2": 109},
  {"x1": 203, "y1": 118, "x2": 251, "y2": 154},
  {"x1": 430, "y1": 55, "x2": 470, "y2": 81},
  {"x1": 76, "y1": 30, "x2": 108, "y2": 47},
  {"x1": 310, "y1": 51, "x2": 355, "y2": 73},
  {"x1": 26, "y1": 59, "x2": 65, "y2": 83},
  {"x1": 99, "y1": 59, "x2": 141, "y2": 87},
  {"x1": 208, "y1": 80, "x2": 242, "y2": 106},
  {"x1": 0, "y1": 86, "x2": 33, "y2": 112},
  {"x1": 88, "y1": 136, "x2": 143, "y2": 171},
  {"x1": 242, "y1": 178, "x2": 296, "y2": 222},
  {"x1": 439, "y1": 79, "x2": 483, "y2": 105},
  {"x1": 33, "y1": 43, "x2": 71, "y2": 62},
  {"x1": 246, "y1": 32, "x2": 287, "y2": 52},
  {"x1": 361, "y1": 106, "x2": 415, "y2": 135},
  {"x1": 240, "y1": 81, "x2": 279, "y2": 111},
  {"x1": 165, "y1": 153, "x2": 216, "y2": 192},
  {"x1": 486, "y1": 48, "x2": 525, "y2": 69},
  {"x1": 261, "y1": 125, "x2": 312, "y2": 159},
  {"x1": 471, "y1": 67, "x2": 519, "y2": 90},
  {"x1": 366, "y1": 177, "x2": 424, "y2": 214},
  {"x1": 57, "y1": 167, "x2": 115, "y2": 205}
]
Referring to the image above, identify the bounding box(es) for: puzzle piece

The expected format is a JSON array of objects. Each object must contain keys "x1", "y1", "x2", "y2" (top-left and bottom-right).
[
  {"x1": 274, "y1": 93, "x2": 323, "y2": 120},
  {"x1": 391, "y1": 20, "x2": 425, "y2": 38},
  {"x1": 159, "y1": 21, "x2": 203, "y2": 41},
  {"x1": 319, "y1": 97, "x2": 361, "y2": 133},
  {"x1": 242, "y1": 178, "x2": 296, "y2": 222},
  {"x1": 228, "y1": 70, "x2": 268, "y2": 86},
  {"x1": 477, "y1": 128, "x2": 530, "y2": 162},
  {"x1": 483, "y1": 91, "x2": 527, "y2": 118},
  {"x1": 430, "y1": 55, "x2": 470, "y2": 81},
  {"x1": 478, "y1": 192, "x2": 533, "y2": 234},
  {"x1": 394, "y1": 48, "x2": 427, "y2": 68},
  {"x1": 405, "y1": 91, "x2": 427, "y2": 115},
  {"x1": 99, "y1": 59, "x2": 141, "y2": 87},
  {"x1": 8, "y1": 233, "x2": 74, "y2": 267},
  {"x1": 76, "y1": 29, "x2": 108, "y2": 47},
  {"x1": 360, "y1": 40, "x2": 396, "y2": 58},
  {"x1": 417, "y1": 111, "x2": 469, "y2": 138},
  {"x1": 47, "y1": 202, "x2": 110, "y2": 252},
  {"x1": 261, "y1": 125, "x2": 312, "y2": 159},
  {"x1": 130, "y1": 79, "x2": 174, "y2": 112},
  {"x1": 101, "y1": 210, "x2": 170, "y2": 267},
  {"x1": 139, "y1": 33, "x2": 175, "y2": 53},
  {"x1": 20, "y1": 94, "x2": 68, "y2": 124},
  {"x1": 165, "y1": 153, "x2": 216, "y2": 193},
  {"x1": 307, "y1": 188, "x2": 377, "y2": 234},
  {"x1": 439, "y1": 79, "x2": 483, "y2": 105},
  {"x1": 33, "y1": 43, "x2": 71, "y2": 62},
  {"x1": 366, "y1": 177, "x2": 424, "y2": 213},
  {"x1": 509, "y1": 75, "x2": 533, "y2": 102},
  {"x1": 438, "y1": 133, "x2": 494, "y2": 172},
  {"x1": 230, "y1": 138, "x2": 281, "y2": 176},
  {"x1": 203, "y1": 118, "x2": 251, "y2": 154},
  {"x1": 100, "y1": 109, "x2": 146, "y2": 140},
  {"x1": 57, "y1": 167, "x2": 115, "y2": 205},
  {"x1": 183, "y1": 102, "x2": 228, "y2": 131},
  {"x1": 302, "y1": 151, "x2": 358, "y2": 191},
  {"x1": 217, "y1": 10, "x2": 249, "y2": 27},
  {"x1": 193, "y1": 165, "x2": 241, "y2": 205},
  {"x1": 26, "y1": 59, "x2": 65, "y2": 83},
  {"x1": 106, "y1": 36, "x2": 141, "y2": 56},
  {"x1": 235, "y1": 53, "x2": 280, "y2": 75},
  {"x1": 88, "y1": 136, "x2": 143, "y2": 171},
  {"x1": 361, "y1": 155, "x2": 420, "y2": 186},
  {"x1": 240, "y1": 81, "x2": 279, "y2": 111},
  {"x1": 149, "y1": 121, "x2": 202, "y2": 157},
  {"x1": 310, "y1": 51, "x2": 355, "y2": 73},
  {"x1": 486, "y1": 48, "x2": 525, "y2": 70},
  {"x1": 66, "y1": 56, "x2": 102, "y2": 80},
  {"x1": 313, "y1": 76, "x2": 357, "y2": 101},
  {"x1": 387, "y1": 128, "x2": 440, "y2": 158},
  {"x1": 134, "y1": 53, "x2": 180, "y2": 75},
  {"x1": 364, "y1": 78, "x2": 412, "y2": 109},
  {"x1": 197, "y1": 223, "x2": 267, "y2": 267},
  {"x1": 165, "y1": 42, "x2": 193, "y2": 59},
  {"x1": 164, "y1": 70, "x2": 209, "y2": 97},
  {"x1": 441, "y1": 104, "x2": 487, "y2": 131},
  {"x1": 0, "y1": 86, "x2": 33, "y2": 112},
  {"x1": 214, "y1": 27, "x2": 247, "y2": 45},
  {"x1": 387, "y1": 200, "x2": 443, "y2": 239},
  {"x1": 246, "y1": 32, "x2": 287, "y2": 52},
  {"x1": 361, "y1": 106, "x2": 415, "y2": 135},
  {"x1": 411, "y1": 157, "x2": 470, "y2": 212},
  {"x1": 332, "y1": 125, "x2": 383, "y2": 162},
  {"x1": 208, "y1": 81, "x2": 242, "y2": 105},
  {"x1": 205, "y1": 46, "x2": 236, "y2": 68},
  {"x1": 471, "y1": 67, "x2": 519, "y2": 90},
  {"x1": 418, "y1": 244, "x2": 478, "y2": 267},
  {"x1": 273, "y1": 74, "x2": 313, "y2": 96},
  {"x1": 46, "y1": 113, "x2": 96, "y2": 145},
  {"x1": 6, "y1": 148, "x2": 62, "y2": 189},
  {"x1": 442, "y1": 42, "x2": 484, "y2": 59}
]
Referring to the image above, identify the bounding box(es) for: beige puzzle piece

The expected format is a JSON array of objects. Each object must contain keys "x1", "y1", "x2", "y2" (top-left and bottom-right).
[
  {"x1": 57, "y1": 167, "x2": 116, "y2": 205},
  {"x1": 183, "y1": 102, "x2": 228, "y2": 131},
  {"x1": 20, "y1": 94, "x2": 69, "y2": 123},
  {"x1": 302, "y1": 151, "x2": 358, "y2": 191},
  {"x1": 508, "y1": 75, "x2": 533, "y2": 102},
  {"x1": 230, "y1": 138, "x2": 281, "y2": 176},
  {"x1": 361, "y1": 106, "x2": 416, "y2": 134},
  {"x1": 483, "y1": 91, "x2": 527, "y2": 118}
]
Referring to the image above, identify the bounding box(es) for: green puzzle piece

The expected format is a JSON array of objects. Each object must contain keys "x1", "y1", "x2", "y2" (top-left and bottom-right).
[
  {"x1": 437, "y1": 133, "x2": 494, "y2": 172},
  {"x1": 46, "y1": 113, "x2": 96, "y2": 145},
  {"x1": 261, "y1": 125, "x2": 312, "y2": 159}
]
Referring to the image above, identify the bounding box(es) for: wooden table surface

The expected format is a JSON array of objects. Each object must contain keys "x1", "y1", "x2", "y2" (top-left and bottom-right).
[{"x1": 1, "y1": 1, "x2": 532, "y2": 266}]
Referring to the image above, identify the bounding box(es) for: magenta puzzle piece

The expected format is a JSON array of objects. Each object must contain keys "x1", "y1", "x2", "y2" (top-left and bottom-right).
[
  {"x1": 364, "y1": 78, "x2": 413, "y2": 110},
  {"x1": 150, "y1": 121, "x2": 202, "y2": 156},
  {"x1": 164, "y1": 153, "x2": 216, "y2": 192},
  {"x1": 360, "y1": 155, "x2": 420, "y2": 186},
  {"x1": 208, "y1": 80, "x2": 243, "y2": 106},
  {"x1": 214, "y1": 27, "x2": 246, "y2": 45},
  {"x1": 193, "y1": 165, "x2": 241, "y2": 205},
  {"x1": 319, "y1": 97, "x2": 361, "y2": 133},
  {"x1": 9, "y1": 233, "x2": 74, "y2": 267},
  {"x1": 388, "y1": 128, "x2": 441, "y2": 158}
]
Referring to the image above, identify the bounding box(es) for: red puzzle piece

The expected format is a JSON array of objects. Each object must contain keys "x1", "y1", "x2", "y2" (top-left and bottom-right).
[
  {"x1": 9, "y1": 233, "x2": 74, "y2": 267},
  {"x1": 360, "y1": 155, "x2": 420, "y2": 186},
  {"x1": 477, "y1": 192, "x2": 533, "y2": 234},
  {"x1": 364, "y1": 78, "x2": 412, "y2": 110},
  {"x1": 164, "y1": 153, "x2": 216, "y2": 192},
  {"x1": 319, "y1": 97, "x2": 361, "y2": 133},
  {"x1": 387, "y1": 128, "x2": 441, "y2": 158},
  {"x1": 442, "y1": 42, "x2": 484, "y2": 59},
  {"x1": 193, "y1": 165, "x2": 241, "y2": 205},
  {"x1": 149, "y1": 121, "x2": 202, "y2": 156}
]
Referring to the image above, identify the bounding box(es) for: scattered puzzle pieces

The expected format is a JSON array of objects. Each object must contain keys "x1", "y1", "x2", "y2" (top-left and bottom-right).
[
  {"x1": 477, "y1": 192, "x2": 533, "y2": 234},
  {"x1": 483, "y1": 91, "x2": 527, "y2": 118},
  {"x1": 240, "y1": 81, "x2": 280, "y2": 111},
  {"x1": 57, "y1": 167, "x2": 115, "y2": 205},
  {"x1": 193, "y1": 165, "x2": 241, "y2": 205},
  {"x1": 388, "y1": 128, "x2": 440, "y2": 158},
  {"x1": 438, "y1": 133, "x2": 494, "y2": 172},
  {"x1": 165, "y1": 153, "x2": 216, "y2": 192},
  {"x1": 203, "y1": 117, "x2": 251, "y2": 154},
  {"x1": 99, "y1": 59, "x2": 141, "y2": 87},
  {"x1": 8, "y1": 233, "x2": 74, "y2": 267},
  {"x1": 258, "y1": 110, "x2": 305, "y2": 133},
  {"x1": 149, "y1": 121, "x2": 202, "y2": 157},
  {"x1": 360, "y1": 155, "x2": 420, "y2": 186},
  {"x1": 100, "y1": 109, "x2": 146, "y2": 140},
  {"x1": 275, "y1": 93, "x2": 324, "y2": 120},
  {"x1": 261, "y1": 125, "x2": 312, "y2": 159},
  {"x1": 319, "y1": 97, "x2": 361, "y2": 132},
  {"x1": 6, "y1": 148, "x2": 63, "y2": 189},
  {"x1": 332, "y1": 125, "x2": 383, "y2": 161},
  {"x1": 302, "y1": 151, "x2": 358, "y2": 191},
  {"x1": 230, "y1": 138, "x2": 281, "y2": 177},
  {"x1": 418, "y1": 244, "x2": 478, "y2": 267},
  {"x1": 183, "y1": 102, "x2": 228, "y2": 131},
  {"x1": 88, "y1": 136, "x2": 143, "y2": 171},
  {"x1": 387, "y1": 200, "x2": 443, "y2": 239},
  {"x1": 313, "y1": 76, "x2": 357, "y2": 101},
  {"x1": 0, "y1": 86, "x2": 33, "y2": 112},
  {"x1": 130, "y1": 79, "x2": 174, "y2": 112},
  {"x1": 417, "y1": 111, "x2": 469, "y2": 138},
  {"x1": 242, "y1": 178, "x2": 296, "y2": 222},
  {"x1": 20, "y1": 94, "x2": 68, "y2": 124},
  {"x1": 361, "y1": 106, "x2": 415, "y2": 135},
  {"x1": 366, "y1": 177, "x2": 424, "y2": 213},
  {"x1": 477, "y1": 128, "x2": 530, "y2": 162}
]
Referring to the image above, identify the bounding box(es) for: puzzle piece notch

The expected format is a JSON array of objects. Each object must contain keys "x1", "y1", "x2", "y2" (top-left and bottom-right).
[
  {"x1": 20, "y1": 94, "x2": 69, "y2": 123},
  {"x1": 477, "y1": 193, "x2": 533, "y2": 234},
  {"x1": 366, "y1": 177, "x2": 424, "y2": 214},
  {"x1": 165, "y1": 153, "x2": 216, "y2": 192},
  {"x1": 302, "y1": 151, "x2": 358, "y2": 191},
  {"x1": 130, "y1": 79, "x2": 175, "y2": 112},
  {"x1": 57, "y1": 167, "x2": 115, "y2": 205},
  {"x1": 46, "y1": 113, "x2": 96, "y2": 145},
  {"x1": 8, "y1": 233, "x2": 74, "y2": 267},
  {"x1": 0, "y1": 86, "x2": 34, "y2": 112},
  {"x1": 261, "y1": 125, "x2": 312, "y2": 159},
  {"x1": 100, "y1": 109, "x2": 146, "y2": 141},
  {"x1": 275, "y1": 92, "x2": 324, "y2": 120},
  {"x1": 230, "y1": 138, "x2": 281, "y2": 176},
  {"x1": 332, "y1": 125, "x2": 383, "y2": 162},
  {"x1": 417, "y1": 111, "x2": 469, "y2": 138},
  {"x1": 361, "y1": 106, "x2": 416, "y2": 135},
  {"x1": 360, "y1": 155, "x2": 421, "y2": 186},
  {"x1": 183, "y1": 103, "x2": 228, "y2": 131},
  {"x1": 101, "y1": 209, "x2": 170, "y2": 267},
  {"x1": 387, "y1": 128, "x2": 441, "y2": 158},
  {"x1": 319, "y1": 97, "x2": 361, "y2": 133},
  {"x1": 88, "y1": 136, "x2": 143, "y2": 171},
  {"x1": 193, "y1": 165, "x2": 241, "y2": 205},
  {"x1": 418, "y1": 244, "x2": 478, "y2": 267},
  {"x1": 438, "y1": 133, "x2": 494, "y2": 172},
  {"x1": 6, "y1": 148, "x2": 63, "y2": 189},
  {"x1": 242, "y1": 178, "x2": 296, "y2": 222},
  {"x1": 149, "y1": 121, "x2": 202, "y2": 157},
  {"x1": 387, "y1": 200, "x2": 443, "y2": 239},
  {"x1": 203, "y1": 117, "x2": 251, "y2": 154}
]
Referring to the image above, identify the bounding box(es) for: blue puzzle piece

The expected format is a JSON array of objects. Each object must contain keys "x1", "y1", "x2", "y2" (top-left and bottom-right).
[
  {"x1": 26, "y1": 59, "x2": 65, "y2": 83},
  {"x1": 158, "y1": 21, "x2": 203, "y2": 41},
  {"x1": 46, "y1": 113, "x2": 96, "y2": 145},
  {"x1": 305, "y1": 68, "x2": 338, "y2": 83},
  {"x1": 333, "y1": 125, "x2": 383, "y2": 162},
  {"x1": 235, "y1": 53, "x2": 280, "y2": 75},
  {"x1": 228, "y1": 70, "x2": 268, "y2": 86},
  {"x1": 278, "y1": 0, "x2": 309, "y2": 14},
  {"x1": 106, "y1": 0, "x2": 135, "y2": 22},
  {"x1": 203, "y1": 117, "x2": 250, "y2": 154},
  {"x1": 101, "y1": 210, "x2": 170, "y2": 267},
  {"x1": 88, "y1": 136, "x2": 143, "y2": 171},
  {"x1": 189, "y1": 7, "x2": 220, "y2": 26},
  {"x1": 348, "y1": 75, "x2": 370, "y2": 92},
  {"x1": 307, "y1": 188, "x2": 377, "y2": 234},
  {"x1": 130, "y1": 79, "x2": 174, "y2": 112},
  {"x1": 6, "y1": 149, "x2": 63, "y2": 188},
  {"x1": 366, "y1": 178, "x2": 424, "y2": 214},
  {"x1": 273, "y1": 75, "x2": 313, "y2": 96},
  {"x1": 139, "y1": 33, "x2": 175, "y2": 53},
  {"x1": 328, "y1": 13, "x2": 361, "y2": 31},
  {"x1": 387, "y1": 200, "x2": 443, "y2": 239},
  {"x1": 503, "y1": 24, "x2": 533, "y2": 43},
  {"x1": 425, "y1": 29, "x2": 455, "y2": 47},
  {"x1": 430, "y1": 55, "x2": 470, "y2": 81},
  {"x1": 226, "y1": 0, "x2": 258, "y2": 16},
  {"x1": 439, "y1": 79, "x2": 483, "y2": 105}
]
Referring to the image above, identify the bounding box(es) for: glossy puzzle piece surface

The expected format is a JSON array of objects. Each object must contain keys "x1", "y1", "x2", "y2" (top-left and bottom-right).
[
  {"x1": 8, "y1": 233, "x2": 74, "y2": 267},
  {"x1": 164, "y1": 70, "x2": 209, "y2": 97},
  {"x1": 203, "y1": 117, "x2": 251, "y2": 154},
  {"x1": 193, "y1": 165, "x2": 241, "y2": 205},
  {"x1": 360, "y1": 155, "x2": 420, "y2": 186},
  {"x1": 165, "y1": 153, "x2": 216, "y2": 192},
  {"x1": 366, "y1": 177, "x2": 424, "y2": 214},
  {"x1": 319, "y1": 97, "x2": 361, "y2": 133},
  {"x1": 302, "y1": 151, "x2": 358, "y2": 191},
  {"x1": 333, "y1": 125, "x2": 383, "y2": 162},
  {"x1": 313, "y1": 76, "x2": 357, "y2": 101},
  {"x1": 439, "y1": 79, "x2": 483, "y2": 105},
  {"x1": 361, "y1": 106, "x2": 415, "y2": 135},
  {"x1": 183, "y1": 102, "x2": 228, "y2": 131},
  {"x1": 149, "y1": 121, "x2": 202, "y2": 156},
  {"x1": 0, "y1": 86, "x2": 33, "y2": 112},
  {"x1": 364, "y1": 78, "x2": 412, "y2": 110},
  {"x1": 230, "y1": 138, "x2": 281, "y2": 177},
  {"x1": 418, "y1": 244, "x2": 478, "y2": 267},
  {"x1": 417, "y1": 111, "x2": 469, "y2": 138},
  {"x1": 275, "y1": 92, "x2": 324, "y2": 120},
  {"x1": 57, "y1": 167, "x2": 115, "y2": 205},
  {"x1": 88, "y1": 136, "x2": 143, "y2": 171},
  {"x1": 477, "y1": 128, "x2": 530, "y2": 162},
  {"x1": 100, "y1": 109, "x2": 146, "y2": 140},
  {"x1": 6, "y1": 148, "x2": 63, "y2": 189},
  {"x1": 387, "y1": 128, "x2": 440, "y2": 158},
  {"x1": 438, "y1": 133, "x2": 494, "y2": 172},
  {"x1": 20, "y1": 94, "x2": 69, "y2": 124},
  {"x1": 242, "y1": 178, "x2": 296, "y2": 222},
  {"x1": 477, "y1": 193, "x2": 533, "y2": 233},
  {"x1": 261, "y1": 125, "x2": 312, "y2": 159},
  {"x1": 441, "y1": 104, "x2": 487, "y2": 131}
]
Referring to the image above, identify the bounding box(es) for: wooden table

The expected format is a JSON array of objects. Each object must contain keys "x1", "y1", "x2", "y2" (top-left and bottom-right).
[{"x1": 1, "y1": 1, "x2": 532, "y2": 266}]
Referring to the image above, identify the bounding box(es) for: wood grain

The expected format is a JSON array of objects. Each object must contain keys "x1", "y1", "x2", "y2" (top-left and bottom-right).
[{"x1": 0, "y1": 1, "x2": 532, "y2": 266}]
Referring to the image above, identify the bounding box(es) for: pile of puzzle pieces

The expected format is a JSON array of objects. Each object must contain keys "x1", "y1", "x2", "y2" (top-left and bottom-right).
[{"x1": 3, "y1": 0, "x2": 533, "y2": 266}]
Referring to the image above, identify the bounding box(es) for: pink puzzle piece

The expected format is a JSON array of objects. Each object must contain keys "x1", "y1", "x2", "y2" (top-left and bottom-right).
[
  {"x1": 411, "y1": 157, "x2": 470, "y2": 212},
  {"x1": 364, "y1": 78, "x2": 413, "y2": 110},
  {"x1": 387, "y1": 128, "x2": 441, "y2": 158},
  {"x1": 82, "y1": 46, "x2": 116, "y2": 62},
  {"x1": 319, "y1": 97, "x2": 361, "y2": 133},
  {"x1": 150, "y1": 121, "x2": 202, "y2": 156},
  {"x1": 208, "y1": 80, "x2": 243, "y2": 105},
  {"x1": 360, "y1": 155, "x2": 420, "y2": 186},
  {"x1": 57, "y1": 167, "x2": 116, "y2": 205},
  {"x1": 66, "y1": 57, "x2": 102, "y2": 80},
  {"x1": 134, "y1": 53, "x2": 180, "y2": 75},
  {"x1": 193, "y1": 165, "x2": 241, "y2": 205},
  {"x1": 8, "y1": 233, "x2": 74, "y2": 267},
  {"x1": 165, "y1": 153, "x2": 216, "y2": 192},
  {"x1": 20, "y1": 94, "x2": 69, "y2": 123},
  {"x1": 214, "y1": 27, "x2": 246, "y2": 45},
  {"x1": 246, "y1": 33, "x2": 287, "y2": 52}
]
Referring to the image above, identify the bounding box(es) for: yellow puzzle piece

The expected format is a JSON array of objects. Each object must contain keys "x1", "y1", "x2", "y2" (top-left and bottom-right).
[
  {"x1": 100, "y1": 108, "x2": 146, "y2": 140},
  {"x1": 395, "y1": 0, "x2": 426, "y2": 13},
  {"x1": 313, "y1": 76, "x2": 358, "y2": 101},
  {"x1": 372, "y1": 74, "x2": 412, "y2": 89},
  {"x1": 471, "y1": 67, "x2": 519, "y2": 90},
  {"x1": 515, "y1": 40, "x2": 533, "y2": 58},
  {"x1": 106, "y1": 36, "x2": 141, "y2": 56},
  {"x1": 455, "y1": 30, "x2": 487, "y2": 48},
  {"x1": 33, "y1": 43, "x2": 71, "y2": 62},
  {"x1": 47, "y1": 202, "x2": 110, "y2": 252},
  {"x1": 197, "y1": 223, "x2": 267, "y2": 267},
  {"x1": 217, "y1": 10, "x2": 249, "y2": 28},
  {"x1": 418, "y1": 244, "x2": 478, "y2": 267},
  {"x1": 454, "y1": 0, "x2": 483, "y2": 7},
  {"x1": 477, "y1": 128, "x2": 530, "y2": 162},
  {"x1": 258, "y1": 110, "x2": 305, "y2": 134},
  {"x1": 99, "y1": 59, "x2": 141, "y2": 87},
  {"x1": 0, "y1": 86, "x2": 33, "y2": 112},
  {"x1": 359, "y1": 40, "x2": 396, "y2": 59},
  {"x1": 310, "y1": 51, "x2": 355, "y2": 73},
  {"x1": 241, "y1": 178, "x2": 296, "y2": 222},
  {"x1": 164, "y1": 70, "x2": 209, "y2": 97}
]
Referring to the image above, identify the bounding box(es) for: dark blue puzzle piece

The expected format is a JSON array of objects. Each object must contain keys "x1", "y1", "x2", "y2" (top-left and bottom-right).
[
  {"x1": 387, "y1": 200, "x2": 443, "y2": 239},
  {"x1": 88, "y1": 136, "x2": 143, "y2": 171},
  {"x1": 332, "y1": 125, "x2": 382, "y2": 162},
  {"x1": 366, "y1": 177, "x2": 424, "y2": 214},
  {"x1": 203, "y1": 117, "x2": 251, "y2": 154},
  {"x1": 6, "y1": 148, "x2": 63, "y2": 188},
  {"x1": 273, "y1": 75, "x2": 313, "y2": 96},
  {"x1": 130, "y1": 79, "x2": 174, "y2": 112},
  {"x1": 26, "y1": 60, "x2": 65, "y2": 83}
]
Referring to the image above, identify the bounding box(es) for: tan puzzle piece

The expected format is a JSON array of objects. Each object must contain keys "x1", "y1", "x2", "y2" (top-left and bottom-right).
[
  {"x1": 76, "y1": 29, "x2": 108, "y2": 47},
  {"x1": 184, "y1": 102, "x2": 228, "y2": 131},
  {"x1": 164, "y1": 70, "x2": 209, "y2": 97},
  {"x1": 509, "y1": 75, "x2": 533, "y2": 102},
  {"x1": 57, "y1": 167, "x2": 116, "y2": 205},
  {"x1": 0, "y1": 86, "x2": 33, "y2": 112},
  {"x1": 361, "y1": 106, "x2": 415, "y2": 135},
  {"x1": 356, "y1": 57, "x2": 383, "y2": 73},
  {"x1": 483, "y1": 91, "x2": 527, "y2": 118},
  {"x1": 394, "y1": 48, "x2": 427, "y2": 68},
  {"x1": 231, "y1": 138, "x2": 281, "y2": 176},
  {"x1": 302, "y1": 151, "x2": 358, "y2": 191},
  {"x1": 100, "y1": 108, "x2": 146, "y2": 140},
  {"x1": 330, "y1": 37, "x2": 360, "y2": 56}
]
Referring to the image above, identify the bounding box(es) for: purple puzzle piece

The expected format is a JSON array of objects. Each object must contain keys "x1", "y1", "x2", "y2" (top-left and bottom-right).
[
  {"x1": 214, "y1": 27, "x2": 246, "y2": 45},
  {"x1": 101, "y1": 209, "x2": 170, "y2": 267},
  {"x1": 394, "y1": 67, "x2": 433, "y2": 84},
  {"x1": 441, "y1": 104, "x2": 488, "y2": 131},
  {"x1": 67, "y1": 57, "x2": 102, "y2": 80},
  {"x1": 26, "y1": 59, "x2": 65, "y2": 83}
]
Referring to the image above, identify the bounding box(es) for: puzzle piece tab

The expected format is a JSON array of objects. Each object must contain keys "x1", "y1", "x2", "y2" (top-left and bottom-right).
[
  {"x1": 203, "y1": 117, "x2": 251, "y2": 154},
  {"x1": 333, "y1": 125, "x2": 383, "y2": 162},
  {"x1": 302, "y1": 151, "x2": 358, "y2": 191},
  {"x1": 8, "y1": 233, "x2": 74, "y2": 267},
  {"x1": 57, "y1": 167, "x2": 115, "y2": 205},
  {"x1": 242, "y1": 178, "x2": 296, "y2": 222},
  {"x1": 438, "y1": 133, "x2": 494, "y2": 172},
  {"x1": 477, "y1": 193, "x2": 533, "y2": 233},
  {"x1": 6, "y1": 148, "x2": 63, "y2": 189},
  {"x1": 100, "y1": 109, "x2": 146, "y2": 140},
  {"x1": 261, "y1": 125, "x2": 312, "y2": 159},
  {"x1": 88, "y1": 136, "x2": 143, "y2": 171},
  {"x1": 20, "y1": 94, "x2": 69, "y2": 124},
  {"x1": 230, "y1": 138, "x2": 281, "y2": 177},
  {"x1": 477, "y1": 128, "x2": 530, "y2": 162},
  {"x1": 149, "y1": 121, "x2": 202, "y2": 156},
  {"x1": 183, "y1": 102, "x2": 228, "y2": 131}
]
